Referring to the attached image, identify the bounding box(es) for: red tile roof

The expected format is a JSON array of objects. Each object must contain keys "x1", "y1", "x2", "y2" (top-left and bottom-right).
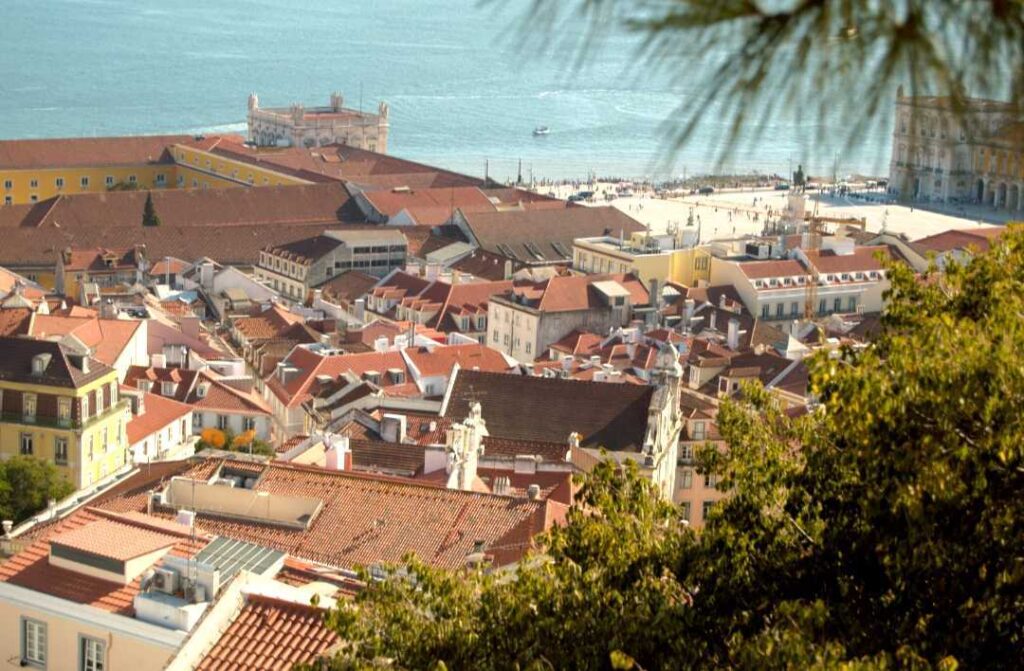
[
  {"x1": 362, "y1": 186, "x2": 497, "y2": 226},
  {"x1": 0, "y1": 134, "x2": 187, "y2": 169},
  {"x1": 50, "y1": 517, "x2": 180, "y2": 561},
  {"x1": 738, "y1": 259, "x2": 807, "y2": 280},
  {"x1": 126, "y1": 392, "x2": 192, "y2": 445},
  {"x1": 265, "y1": 347, "x2": 415, "y2": 408},
  {"x1": 0, "y1": 307, "x2": 32, "y2": 336},
  {"x1": 913, "y1": 227, "x2": 1007, "y2": 254},
  {"x1": 509, "y1": 273, "x2": 649, "y2": 312},
  {"x1": 29, "y1": 314, "x2": 143, "y2": 367},
  {"x1": 233, "y1": 305, "x2": 306, "y2": 342},
  {"x1": 804, "y1": 246, "x2": 891, "y2": 274},
  {"x1": 190, "y1": 371, "x2": 272, "y2": 416},
  {"x1": 196, "y1": 595, "x2": 339, "y2": 671},
  {"x1": 0, "y1": 507, "x2": 205, "y2": 615},
  {"x1": 96, "y1": 458, "x2": 561, "y2": 570},
  {"x1": 405, "y1": 344, "x2": 513, "y2": 378}
]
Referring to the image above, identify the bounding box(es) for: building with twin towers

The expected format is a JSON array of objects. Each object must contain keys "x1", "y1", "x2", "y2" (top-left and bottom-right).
[{"x1": 247, "y1": 91, "x2": 389, "y2": 153}]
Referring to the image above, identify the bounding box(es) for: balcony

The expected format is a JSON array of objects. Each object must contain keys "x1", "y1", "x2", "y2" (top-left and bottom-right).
[{"x1": 1, "y1": 400, "x2": 128, "y2": 432}]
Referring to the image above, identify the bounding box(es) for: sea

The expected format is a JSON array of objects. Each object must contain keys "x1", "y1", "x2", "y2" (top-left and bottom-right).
[{"x1": 1, "y1": 0, "x2": 892, "y2": 182}]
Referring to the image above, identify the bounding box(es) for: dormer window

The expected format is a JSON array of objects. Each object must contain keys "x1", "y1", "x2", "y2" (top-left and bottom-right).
[
  {"x1": 161, "y1": 381, "x2": 177, "y2": 396},
  {"x1": 196, "y1": 383, "x2": 209, "y2": 398},
  {"x1": 31, "y1": 353, "x2": 50, "y2": 376},
  {"x1": 139, "y1": 380, "x2": 153, "y2": 393}
]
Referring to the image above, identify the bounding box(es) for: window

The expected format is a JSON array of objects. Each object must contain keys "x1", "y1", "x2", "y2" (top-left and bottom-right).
[
  {"x1": 702, "y1": 501, "x2": 716, "y2": 520},
  {"x1": 833, "y1": 297, "x2": 842, "y2": 313},
  {"x1": 23, "y1": 392, "x2": 37, "y2": 421},
  {"x1": 790, "y1": 301, "x2": 800, "y2": 316},
  {"x1": 20, "y1": 433, "x2": 33, "y2": 456},
  {"x1": 105, "y1": 175, "x2": 114, "y2": 186},
  {"x1": 679, "y1": 444, "x2": 694, "y2": 461},
  {"x1": 847, "y1": 296, "x2": 857, "y2": 312},
  {"x1": 30, "y1": 179, "x2": 38, "y2": 188},
  {"x1": 818, "y1": 298, "x2": 827, "y2": 315},
  {"x1": 192, "y1": 413, "x2": 202, "y2": 430},
  {"x1": 775, "y1": 302, "x2": 784, "y2": 318},
  {"x1": 55, "y1": 177, "x2": 64, "y2": 188},
  {"x1": 217, "y1": 415, "x2": 229, "y2": 430},
  {"x1": 55, "y1": 437, "x2": 68, "y2": 465},
  {"x1": 692, "y1": 421, "x2": 706, "y2": 440},
  {"x1": 761, "y1": 304, "x2": 770, "y2": 319},
  {"x1": 679, "y1": 468, "x2": 693, "y2": 489},
  {"x1": 80, "y1": 176, "x2": 89, "y2": 188},
  {"x1": 30, "y1": 195, "x2": 38, "y2": 203},
  {"x1": 3, "y1": 196, "x2": 9, "y2": 206},
  {"x1": 156, "y1": 173, "x2": 166, "y2": 185},
  {"x1": 80, "y1": 635, "x2": 106, "y2": 671},
  {"x1": 2, "y1": 179, "x2": 10, "y2": 189},
  {"x1": 243, "y1": 417, "x2": 256, "y2": 432},
  {"x1": 492, "y1": 330, "x2": 498, "y2": 343},
  {"x1": 525, "y1": 342, "x2": 532, "y2": 355},
  {"x1": 23, "y1": 618, "x2": 47, "y2": 666},
  {"x1": 128, "y1": 175, "x2": 137, "y2": 184},
  {"x1": 81, "y1": 395, "x2": 90, "y2": 420},
  {"x1": 680, "y1": 501, "x2": 691, "y2": 523},
  {"x1": 706, "y1": 472, "x2": 720, "y2": 489},
  {"x1": 58, "y1": 397, "x2": 71, "y2": 425}
]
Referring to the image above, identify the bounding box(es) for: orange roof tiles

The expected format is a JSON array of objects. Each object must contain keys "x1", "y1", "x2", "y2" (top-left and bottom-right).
[
  {"x1": 196, "y1": 595, "x2": 339, "y2": 671},
  {"x1": 362, "y1": 186, "x2": 497, "y2": 226},
  {"x1": 233, "y1": 305, "x2": 306, "y2": 342},
  {"x1": 738, "y1": 259, "x2": 807, "y2": 280},
  {"x1": 405, "y1": 343, "x2": 513, "y2": 378},
  {"x1": 126, "y1": 392, "x2": 192, "y2": 445},
  {"x1": 0, "y1": 508, "x2": 205, "y2": 615},
  {"x1": 804, "y1": 246, "x2": 891, "y2": 274},
  {"x1": 914, "y1": 227, "x2": 1007, "y2": 254},
  {"x1": 266, "y1": 347, "x2": 414, "y2": 408},
  {"x1": 50, "y1": 518, "x2": 179, "y2": 561},
  {"x1": 0, "y1": 134, "x2": 187, "y2": 169},
  {"x1": 29, "y1": 314, "x2": 142, "y2": 367}
]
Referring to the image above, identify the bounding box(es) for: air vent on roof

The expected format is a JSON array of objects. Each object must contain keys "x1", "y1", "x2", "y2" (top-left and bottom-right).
[
  {"x1": 495, "y1": 243, "x2": 520, "y2": 261},
  {"x1": 550, "y1": 242, "x2": 572, "y2": 259},
  {"x1": 391, "y1": 186, "x2": 411, "y2": 193}
]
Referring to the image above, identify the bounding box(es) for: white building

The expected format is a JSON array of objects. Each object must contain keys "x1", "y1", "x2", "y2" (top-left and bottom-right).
[{"x1": 247, "y1": 92, "x2": 390, "y2": 153}]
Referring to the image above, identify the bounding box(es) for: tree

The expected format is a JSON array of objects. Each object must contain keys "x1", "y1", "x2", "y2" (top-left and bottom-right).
[
  {"x1": 198, "y1": 427, "x2": 226, "y2": 450},
  {"x1": 514, "y1": 1, "x2": 1023, "y2": 165},
  {"x1": 142, "y1": 192, "x2": 161, "y2": 227},
  {"x1": 0, "y1": 456, "x2": 74, "y2": 524},
  {"x1": 312, "y1": 226, "x2": 1024, "y2": 670}
]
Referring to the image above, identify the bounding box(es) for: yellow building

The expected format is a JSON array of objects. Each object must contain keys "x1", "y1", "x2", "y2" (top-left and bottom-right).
[
  {"x1": 573, "y1": 232, "x2": 711, "y2": 287},
  {"x1": 0, "y1": 135, "x2": 195, "y2": 205},
  {"x1": 169, "y1": 140, "x2": 310, "y2": 190},
  {"x1": 0, "y1": 337, "x2": 128, "y2": 490}
]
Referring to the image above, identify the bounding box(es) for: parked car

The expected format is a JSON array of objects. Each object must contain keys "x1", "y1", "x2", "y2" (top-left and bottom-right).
[{"x1": 698, "y1": 186, "x2": 715, "y2": 195}]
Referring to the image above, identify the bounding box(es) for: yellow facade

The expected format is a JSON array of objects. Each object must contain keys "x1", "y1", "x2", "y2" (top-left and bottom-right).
[
  {"x1": 0, "y1": 372, "x2": 128, "y2": 490},
  {"x1": 170, "y1": 144, "x2": 309, "y2": 189},
  {"x1": 0, "y1": 165, "x2": 176, "y2": 205},
  {"x1": 1, "y1": 140, "x2": 311, "y2": 205},
  {"x1": 573, "y1": 237, "x2": 712, "y2": 287}
]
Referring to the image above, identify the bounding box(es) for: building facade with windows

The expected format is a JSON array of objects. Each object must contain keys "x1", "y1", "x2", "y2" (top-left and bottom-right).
[
  {"x1": 0, "y1": 338, "x2": 128, "y2": 490},
  {"x1": 256, "y1": 229, "x2": 408, "y2": 302},
  {"x1": 572, "y1": 231, "x2": 708, "y2": 286},
  {"x1": 247, "y1": 92, "x2": 390, "y2": 152},
  {"x1": 888, "y1": 87, "x2": 1024, "y2": 209}
]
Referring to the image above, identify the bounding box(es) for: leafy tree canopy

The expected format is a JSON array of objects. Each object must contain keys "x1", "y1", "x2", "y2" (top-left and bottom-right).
[
  {"x1": 0, "y1": 456, "x2": 75, "y2": 525},
  {"x1": 142, "y1": 192, "x2": 161, "y2": 227},
  {"x1": 310, "y1": 226, "x2": 1024, "y2": 670}
]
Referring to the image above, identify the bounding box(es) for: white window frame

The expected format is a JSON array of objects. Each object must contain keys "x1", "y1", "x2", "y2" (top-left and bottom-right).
[
  {"x1": 23, "y1": 617, "x2": 47, "y2": 667},
  {"x1": 80, "y1": 635, "x2": 106, "y2": 671}
]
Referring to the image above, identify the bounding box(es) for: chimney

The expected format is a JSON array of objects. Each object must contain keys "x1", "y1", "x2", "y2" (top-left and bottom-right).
[
  {"x1": 503, "y1": 260, "x2": 513, "y2": 280},
  {"x1": 150, "y1": 353, "x2": 166, "y2": 368},
  {"x1": 709, "y1": 310, "x2": 717, "y2": 332},
  {"x1": 444, "y1": 402, "x2": 487, "y2": 491},
  {"x1": 648, "y1": 278, "x2": 660, "y2": 309},
  {"x1": 718, "y1": 293, "x2": 727, "y2": 309},
  {"x1": 451, "y1": 270, "x2": 460, "y2": 285},
  {"x1": 373, "y1": 336, "x2": 389, "y2": 352},
  {"x1": 354, "y1": 298, "x2": 366, "y2": 322},
  {"x1": 492, "y1": 476, "x2": 511, "y2": 497},
  {"x1": 527, "y1": 484, "x2": 541, "y2": 501},
  {"x1": 381, "y1": 413, "x2": 407, "y2": 443},
  {"x1": 727, "y1": 318, "x2": 740, "y2": 350},
  {"x1": 324, "y1": 436, "x2": 352, "y2": 471},
  {"x1": 100, "y1": 299, "x2": 117, "y2": 320}
]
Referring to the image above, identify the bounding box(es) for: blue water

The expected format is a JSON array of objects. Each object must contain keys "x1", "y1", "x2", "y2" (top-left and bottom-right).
[{"x1": 1, "y1": 0, "x2": 891, "y2": 181}]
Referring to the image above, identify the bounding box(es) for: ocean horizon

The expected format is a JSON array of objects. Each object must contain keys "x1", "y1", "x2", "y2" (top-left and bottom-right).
[{"x1": 2, "y1": 0, "x2": 893, "y2": 182}]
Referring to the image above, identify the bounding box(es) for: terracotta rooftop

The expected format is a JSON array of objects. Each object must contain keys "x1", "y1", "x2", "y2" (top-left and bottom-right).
[
  {"x1": 0, "y1": 308, "x2": 33, "y2": 336},
  {"x1": 914, "y1": 226, "x2": 1007, "y2": 254},
  {"x1": 195, "y1": 594, "x2": 339, "y2": 671},
  {"x1": 0, "y1": 182, "x2": 367, "y2": 267},
  {"x1": 738, "y1": 259, "x2": 808, "y2": 280},
  {"x1": 362, "y1": 186, "x2": 497, "y2": 226},
  {"x1": 804, "y1": 246, "x2": 891, "y2": 274},
  {"x1": 50, "y1": 517, "x2": 180, "y2": 561},
  {"x1": 94, "y1": 458, "x2": 563, "y2": 570},
  {"x1": 0, "y1": 134, "x2": 188, "y2": 169},
  {"x1": 126, "y1": 392, "x2": 192, "y2": 445},
  {"x1": 505, "y1": 273, "x2": 649, "y2": 312},
  {"x1": 443, "y1": 369, "x2": 654, "y2": 452},
  {"x1": 29, "y1": 314, "x2": 143, "y2": 368},
  {"x1": 316, "y1": 270, "x2": 378, "y2": 305},
  {"x1": 233, "y1": 304, "x2": 306, "y2": 342},
  {"x1": 0, "y1": 508, "x2": 204, "y2": 615},
  {"x1": 404, "y1": 343, "x2": 514, "y2": 378},
  {"x1": 461, "y1": 206, "x2": 645, "y2": 264}
]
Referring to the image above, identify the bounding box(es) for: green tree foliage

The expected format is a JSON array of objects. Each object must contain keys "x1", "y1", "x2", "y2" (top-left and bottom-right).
[
  {"x1": 142, "y1": 192, "x2": 161, "y2": 227},
  {"x1": 311, "y1": 227, "x2": 1024, "y2": 670},
  {"x1": 0, "y1": 456, "x2": 75, "y2": 524}
]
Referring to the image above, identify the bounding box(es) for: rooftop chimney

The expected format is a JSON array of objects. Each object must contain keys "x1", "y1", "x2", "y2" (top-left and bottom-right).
[
  {"x1": 324, "y1": 436, "x2": 352, "y2": 471},
  {"x1": 527, "y1": 484, "x2": 541, "y2": 501},
  {"x1": 727, "y1": 318, "x2": 740, "y2": 350}
]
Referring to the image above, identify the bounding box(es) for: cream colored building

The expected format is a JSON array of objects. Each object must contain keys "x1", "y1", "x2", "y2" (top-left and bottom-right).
[
  {"x1": 572, "y1": 231, "x2": 710, "y2": 287},
  {"x1": 889, "y1": 87, "x2": 1024, "y2": 209},
  {"x1": 247, "y1": 92, "x2": 390, "y2": 153}
]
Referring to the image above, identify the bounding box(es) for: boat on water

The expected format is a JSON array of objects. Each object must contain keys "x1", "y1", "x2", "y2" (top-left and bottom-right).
[{"x1": 532, "y1": 126, "x2": 550, "y2": 136}]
